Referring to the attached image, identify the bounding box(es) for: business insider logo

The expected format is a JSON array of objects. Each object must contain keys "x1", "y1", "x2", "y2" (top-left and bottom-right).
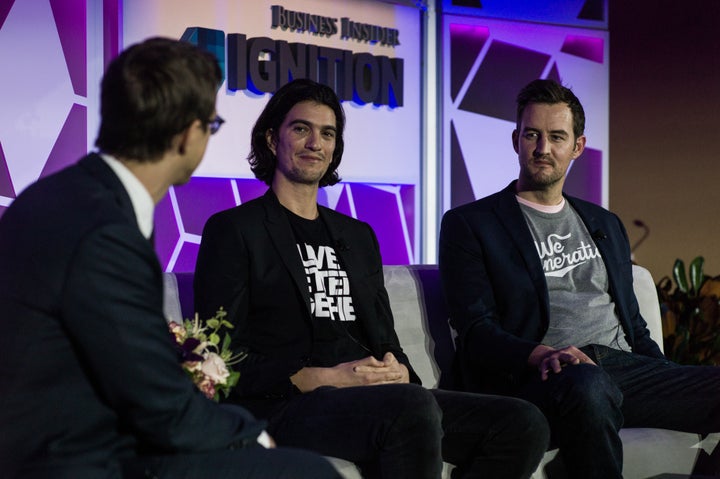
[
  {"x1": 270, "y1": 5, "x2": 401, "y2": 48},
  {"x1": 181, "y1": 26, "x2": 404, "y2": 107}
]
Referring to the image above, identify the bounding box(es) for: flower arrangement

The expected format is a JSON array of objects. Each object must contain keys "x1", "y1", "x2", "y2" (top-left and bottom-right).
[{"x1": 168, "y1": 308, "x2": 243, "y2": 401}]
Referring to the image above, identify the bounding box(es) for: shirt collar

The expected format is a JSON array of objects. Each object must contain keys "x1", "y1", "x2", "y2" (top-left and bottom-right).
[
  {"x1": 515, "y1": 194, "x2": 566, "y2": 214},
  {"x1": 101, "y1": 154, "x2": 155, "y2": 239}
]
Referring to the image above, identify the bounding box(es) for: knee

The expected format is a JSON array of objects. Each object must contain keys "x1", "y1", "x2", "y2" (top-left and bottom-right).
[
  {"x1": 389, "y1": 384, "x2": 442, "y2": 430},
  {"x1": 488, "y1": 397, "x2": 550, "y2": 451},
  {"x1": 512, "y1": 399, "x2": 551, "y2": 445},
  {"x1": 552, "y1": 365, "x2": 623, "y2": 416}
]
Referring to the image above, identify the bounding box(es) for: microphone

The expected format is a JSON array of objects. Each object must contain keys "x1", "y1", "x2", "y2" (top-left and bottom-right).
[
  {"x1": 592, "y1": 229, "x2": 607, "y2": 241},
  {"x1": 336, "y1": 239, "x2": 350, "y2": 251}
]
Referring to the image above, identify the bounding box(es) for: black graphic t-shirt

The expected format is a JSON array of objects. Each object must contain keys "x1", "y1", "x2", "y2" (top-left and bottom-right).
[{"x1": 285, "y1": 208, "x2": 371, "y2": 366}]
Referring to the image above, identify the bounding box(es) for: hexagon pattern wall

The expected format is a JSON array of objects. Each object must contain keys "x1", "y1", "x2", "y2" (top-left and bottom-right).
[
  {"x1": 0, "y1": 0, "x2": 87, "y2": 217},
  {"x1": 155, "y1": 178, "x2": 416, "y2": 272}
]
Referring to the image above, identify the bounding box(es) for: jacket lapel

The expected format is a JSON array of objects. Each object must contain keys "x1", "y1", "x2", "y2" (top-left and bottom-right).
[
  {"x1": 261, "y1": 190, "x2": 313, "y2": 315},
  {"x1": 494, "y1": 181, "x2": 551, "y2": 322}
]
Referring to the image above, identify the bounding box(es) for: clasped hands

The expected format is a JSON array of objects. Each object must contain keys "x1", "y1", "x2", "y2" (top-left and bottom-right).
[
  {"x1": 291, "y1": 352, "x2": 410, "y2": 392},
  {"x1": 528, "y1": 344, "x2": 597, "y2": 381}
]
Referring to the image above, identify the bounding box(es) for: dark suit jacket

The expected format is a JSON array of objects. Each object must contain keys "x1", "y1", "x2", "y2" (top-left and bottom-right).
[
  {"x1": 194, "y1": 190, "x2": 419, "y2": 417},
  {"x1": 0, "y1": 154, "x2": 264, "y2": 478},
  {"x1": 438, "y1": 181, "x2": 664, "y2": 394}
]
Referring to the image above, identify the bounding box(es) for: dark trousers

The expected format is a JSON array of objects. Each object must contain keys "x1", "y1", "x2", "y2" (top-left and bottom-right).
[
  {"x1": 124, "y1": 447, "x2": 342, "y2": 479},
  {"x1": 516, "y1": 345, "x2": 720, "y2": 478},
  {"x1": 266, "y1": 383, "x2": 549, "y2": 479}
]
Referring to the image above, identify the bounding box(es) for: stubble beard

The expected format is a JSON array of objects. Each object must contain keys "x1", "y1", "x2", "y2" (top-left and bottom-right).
[
  {"x1": 520, "y1": 160, "x2": 564, "y2": 191},
  {"x1": 286, "y1": 164, "x2": 327, "y2": 186}
]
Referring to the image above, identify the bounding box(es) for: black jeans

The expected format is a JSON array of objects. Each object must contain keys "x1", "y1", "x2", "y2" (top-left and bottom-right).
[
  {"x1": 517, "y1": 345, "x2": 720, "y2": 478},
  {"x1": 124, "y1": 447, "x2": 342, "y2": 479},
  {"x1": 266, "y1": 383, "x2": 549, "y2": 479}
]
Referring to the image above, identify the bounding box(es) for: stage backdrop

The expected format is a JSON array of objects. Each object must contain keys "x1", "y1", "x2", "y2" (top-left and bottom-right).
[
  {"x1": 0, "y1": 0, "x2": 609, "y2": 272},
  {"x1": 440, "y1": 0, "x2": 609, "y2": 212},
  {"x1": 122, "y1": 0, "x2": 423, "y2": 270}
]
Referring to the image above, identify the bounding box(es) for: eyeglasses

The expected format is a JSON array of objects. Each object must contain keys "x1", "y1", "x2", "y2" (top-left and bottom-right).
[{"x1": 208, "y1": 115, "x2": 225, "y2": 135}]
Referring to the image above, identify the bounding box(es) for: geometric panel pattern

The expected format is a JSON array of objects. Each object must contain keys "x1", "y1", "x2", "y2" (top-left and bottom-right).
[
  {"x1": 449, "y1": 23, "x2": 489, "y2": 102},
  {"x1": 443, "y1": 15, "x2": 608, "y2": 210},
  {"x1": 155, "y1": 177, "x2": 416, "y2": 272},
  {"x1": 578, "y1": 0, "x2": 605, "y2": 22},
  {"x1": 49, "y1": 0, "x2": 86, "y2": 96},
  {"x1": 41, "y1": 103, "x2": 87, "y2": 178},
  {"x1": 449, "y1": 120, "x2": 476, "y2": 209},
  {"x1": 0, "y1": 2, "x2": 12, "y2": 30},
  {"x1": 0, "y1": 0, "x2": 89, "y2": 212},
  {"x1": 442, "y1": 0, "x2": 607, "y2": 29},
  {"x1": 563, "y1": 147, "x2": 603, "y2": 206},
  {"x1": 458, "y1": 40, "x2": 551, "y2": 122},
  {"x1": 0, "y1": 142, "x2": 14, "y2": 200},
  {"x1": 561, "y1": 35, "x2": 604, "y2": 63}
]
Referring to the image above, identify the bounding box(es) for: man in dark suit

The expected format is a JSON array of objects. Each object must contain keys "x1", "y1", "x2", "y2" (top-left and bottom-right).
[
  {"x1": 194, "y1": 78, "x2": 550, "y2": 478},
  {"x1": 439, "y1": 79, "x2": 720, "y2": 478},
  {"x1": 0, "y1": 38, "x2": 340, "y2": 479}
]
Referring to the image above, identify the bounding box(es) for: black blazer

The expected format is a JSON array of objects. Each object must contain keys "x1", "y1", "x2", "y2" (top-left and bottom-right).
[
  {"x1": 194, "y1": 190, "x2": 419, "y2": 416},
  {"x1": 0, "y1": 154, "x2": 264, "y2": 478},
  {"x1": 438, "y1": 181, "x2": 664, "y2": 394}
]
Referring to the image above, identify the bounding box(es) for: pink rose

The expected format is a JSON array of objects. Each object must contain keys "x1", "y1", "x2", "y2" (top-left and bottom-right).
[
  {"x1": 201, "y1": 352, "x2": 230, "y2": 384},
  {"x1": 198, "y1": 377, "x2": 216, "y2": 399}
]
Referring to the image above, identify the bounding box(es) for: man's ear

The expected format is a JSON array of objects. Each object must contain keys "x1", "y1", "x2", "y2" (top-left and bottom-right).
[
  {"x1": 572, "y1": 134, "x2": 587, "y2": 159},
  {"x1": 265, "y1": 129, "x2": 276, "y2": 155},
  {"x1": 512, "y1": 129, "x2": 520, "y2": 154}
]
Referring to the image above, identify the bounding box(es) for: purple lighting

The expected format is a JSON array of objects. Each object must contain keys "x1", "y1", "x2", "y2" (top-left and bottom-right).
[
  {"x1": 49, "y1": 0, "x2": 87, "y2": 96},
  {"x1": 154, "y1": 177, "x2": 416, "y2": 271},
  {"x1": 449, "y1": 23, "x2": 490, "y2": 101},
  {"x1": 0, "y1": 142, "x2": 14, "y2": 198},
  {"x1": 561, "y1": 35, "x2": 604, "y2": 64}
]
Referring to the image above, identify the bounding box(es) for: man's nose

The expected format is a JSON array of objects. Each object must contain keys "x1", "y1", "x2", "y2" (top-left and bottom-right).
[
  {"x1": 306, "y1": 131, "x2": 322, "y2": 151},
  {"x1": 534, "y1": 136, "x2": 550, "y2": 155}
]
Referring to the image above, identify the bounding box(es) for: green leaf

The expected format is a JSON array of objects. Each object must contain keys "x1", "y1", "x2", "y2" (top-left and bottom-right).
[
  {"x1": 221, "y1": 332, "x2": 232, "y2": 351},
  {"x1": 209, "y1": 332, "x2": 221, "y2": 346},
  {"x1": 689, "y1": 256, "x2": 705, "y2": 296},
  {"x1": 206, "y1": 318, "x2": 220, "y2": 329},
  {"x1": 673, "y1": 259, "x2": 689, "y2": 294},
  {"x1": 226, "y1": 370, "x2": 240, "y2": 388}
]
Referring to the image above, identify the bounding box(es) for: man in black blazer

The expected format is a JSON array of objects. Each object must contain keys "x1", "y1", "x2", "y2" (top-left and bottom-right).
[
  {"x1": 439, "y1": 79, "x2": 720, "y2": 478},
  {"x1": 194, "y1": 78, "x2": 550, "y2": 478},
  {"x1": 0, "y1": 38, "x2": 340, "y2": 479}
]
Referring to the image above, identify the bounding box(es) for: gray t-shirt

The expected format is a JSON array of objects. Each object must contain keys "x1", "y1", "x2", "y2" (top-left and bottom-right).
[{"x1": 519, "y1": 199, "x2": 630, "y2": 351}]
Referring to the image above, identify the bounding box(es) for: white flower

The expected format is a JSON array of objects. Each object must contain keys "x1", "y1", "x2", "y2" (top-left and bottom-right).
[{"x1": 201, "y1": 352, "x2": 230, "y2": 384}]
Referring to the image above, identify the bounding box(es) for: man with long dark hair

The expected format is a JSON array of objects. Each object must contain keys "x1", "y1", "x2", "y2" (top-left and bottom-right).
[{"x1": 195, "y1": 78, "x2": 550, "y2": 479}]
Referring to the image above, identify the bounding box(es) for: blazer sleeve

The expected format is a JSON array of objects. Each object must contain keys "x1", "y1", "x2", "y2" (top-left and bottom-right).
[
  {"x1": 194, "y1": 212, "x2": 305, "y2": 398},
  {"x1": 61, "y1": 224, "x2": 265, "y2": 452},
  {"x1": 438, "y1": 208, "x2": 540, "y2": 379},
  {"x1": 605, "y1": 214, "x2": 665, "y2": 358},
  {"x1": 359, "y1": 223, "x2": 421, "y2": 384}
]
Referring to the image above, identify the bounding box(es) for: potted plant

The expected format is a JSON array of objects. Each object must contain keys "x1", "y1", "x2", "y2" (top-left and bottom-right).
[{"x1": 656, "y1": 256, "x2": 720, "y2": 365}]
